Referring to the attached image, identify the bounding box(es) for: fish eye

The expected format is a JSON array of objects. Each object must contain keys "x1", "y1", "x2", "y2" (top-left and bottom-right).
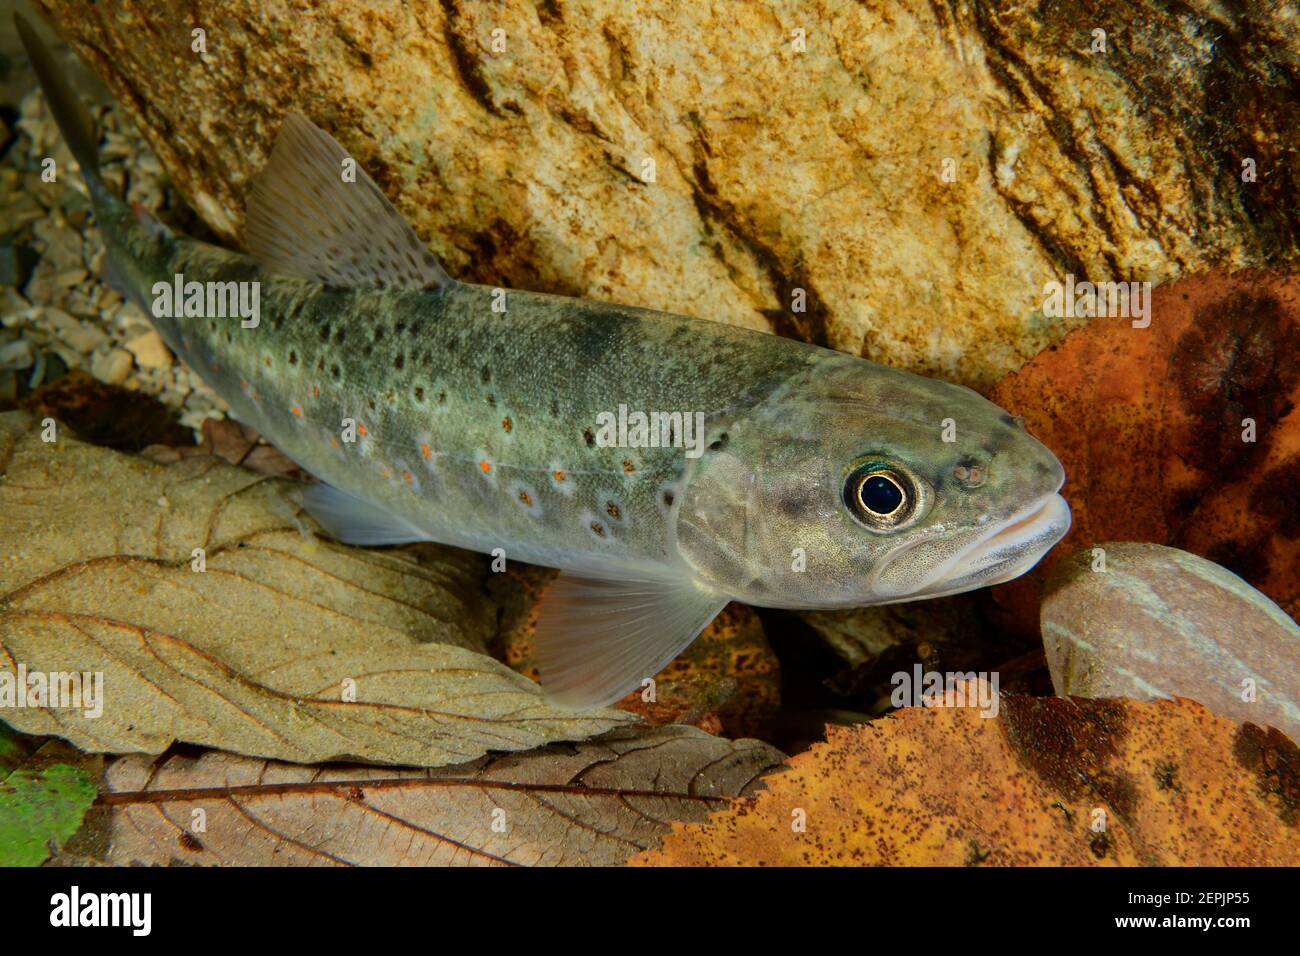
[{"x1": 843, "y1": 462, "x2": 919, "y2": 531}]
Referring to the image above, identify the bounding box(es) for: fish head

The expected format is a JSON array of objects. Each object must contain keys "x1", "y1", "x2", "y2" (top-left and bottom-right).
[{"x1": 673, "y1": 355, "x2": 1071, "y2": 608}]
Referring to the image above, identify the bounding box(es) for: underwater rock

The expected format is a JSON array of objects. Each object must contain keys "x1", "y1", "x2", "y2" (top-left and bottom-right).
[
  {"x1": 32, "y1": 0, "x2": 1300, "y2": 388},
  {"x1": 801, "y1": 594, "x2": 991, "y2": 669},
  {"x1": 1042, "y1": 543, "x2": 1300, "y2": 742}
]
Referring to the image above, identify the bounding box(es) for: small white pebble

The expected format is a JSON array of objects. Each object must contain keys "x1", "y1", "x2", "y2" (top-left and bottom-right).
[{"x1": 91, "y1": 348, "x2": 133, "y2": 385}]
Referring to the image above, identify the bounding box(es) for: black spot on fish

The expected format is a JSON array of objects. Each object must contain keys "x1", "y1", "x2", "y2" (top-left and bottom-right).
[
  {"x1": 395, "y1": 353, "x2": 405, "y2": 370},
  {"x1": 395, "y1": 320, "x2": 407, "y2": 335},
  {"x1": 330, "y1": 363, "x2": 341, "y2": 380},
  {"x1": 583, "y1": 427, "x2": 595, "y2": 447},
  {"x1": 289, "y1": 350, "x2": 297, "y2": 365},
  {"x1": 550, "y1": 399, "x2": 560, "y2": 417},
  {"x1": 605, "y1": 501, "x2": 621, "y2": 520},
  {"x1": 709, "y1": 433, "x2": 729, "y2": 451},
  {"x1": 481, "y1": 366, "x2": 492, "y2": 384},
  {"x1": 334, "y1": 328, "x2": 347, "y2": 345},
  {"x1": 663, "y1": 490, "x2": 675, "y2": 507},
  {"x1": 438, "y1": 391, "x2": 447, "y2": 404},
  {"x1": 367, "y1": 397, "x2": 376, "y2": 411},
  {"x1": 319, "y1": 324, "x2": 331, "y2": 342},
  {"x1": 589, "y1": 520, "x2": 607, "y2": 538},
  {"x1": 414, "y1": 386, "x2": 425, "y2": 401},
  {"x1": 486, "y1": 394, "x2": 496, "y2": 407},
  {"x1": 373, "y1": 325, "x2": 386, "y2": 343}
]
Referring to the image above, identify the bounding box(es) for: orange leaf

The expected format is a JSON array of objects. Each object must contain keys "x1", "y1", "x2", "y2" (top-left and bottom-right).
[
  {"x1": 987, "y1": 270, "x2": 1300, "y2": 634},
  {"x1": 634, "y1": 688, "x2": 1300, "y2": 866}
]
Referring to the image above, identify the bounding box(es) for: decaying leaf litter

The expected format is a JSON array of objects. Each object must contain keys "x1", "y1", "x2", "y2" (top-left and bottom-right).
[{"x1": 1, "y1": 12, "x2": 1298, "y2": 866}]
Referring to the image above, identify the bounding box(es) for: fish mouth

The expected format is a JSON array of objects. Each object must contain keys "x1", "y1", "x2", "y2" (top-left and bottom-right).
[{"x1": 873, "y1": 493, "x2": 1071, "y2": 602}]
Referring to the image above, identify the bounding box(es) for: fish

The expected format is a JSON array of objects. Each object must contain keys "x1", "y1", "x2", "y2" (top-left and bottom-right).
[{"x1": 17, "y1": 14, "x2": 1071, "y2": 709}]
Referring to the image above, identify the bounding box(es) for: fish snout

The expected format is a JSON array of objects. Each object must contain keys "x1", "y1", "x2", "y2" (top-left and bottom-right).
[{"x1": 871, "y1": 492, "x2": 1071, "y2": 602}]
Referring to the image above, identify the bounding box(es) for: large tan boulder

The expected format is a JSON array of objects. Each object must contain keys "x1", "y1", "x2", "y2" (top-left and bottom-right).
[{"x1": 32, "y1": 0, "x2": 1300, "y2": 387}]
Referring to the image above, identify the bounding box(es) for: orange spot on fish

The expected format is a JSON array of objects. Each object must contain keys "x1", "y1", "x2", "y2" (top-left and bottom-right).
[
  {"x1": 553, "y1": 469, "x2": 566, "y2": 482},
  {"x1": 402, "y1": 470, "x2": 412, "y2": 483},
  {"x1": 312, "y1": 385, "x2": 320, "y2": 398},
  {"x1": 623, "y1": 459, "x2": 636, "y2": 473},
  {"x1": 329, "y1": 436, "x2": 340, "y2": 449},
  {"x1": 420, "y1": 443, "x2": 432, "y2": 460},
  {"x1": 479, "y1": 460, "x2": 492, "y2": 474},
  {"x1": 380, "y1": 466, "x2": 392, "y2": 479},
  {"x1": 357, "y1": 423, "x2": 368, "y2": 437},
  {"x1": 291, "y1": 405, "x2": 303, "y2": 417}
]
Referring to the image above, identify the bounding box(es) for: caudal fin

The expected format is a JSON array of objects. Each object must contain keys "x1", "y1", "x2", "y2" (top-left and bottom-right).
[{"x1": 14, "y1": 13, "x2": 106, "y2": 196}]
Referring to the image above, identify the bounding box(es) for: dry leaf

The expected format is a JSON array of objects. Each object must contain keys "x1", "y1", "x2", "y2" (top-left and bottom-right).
[
  {"x1": 56, "y1": 725, "x2": 785, "y2": 866},
  {"x1": 0, "y1": 729, "x2": 101, "y2": 866},
  {"x1": 635, "y1": 686, "x2": 1300, "y2": 865},
  {"x1": 18, "y1": 369, "x2": 195, "y2": 452},
  {"x1": 987, "y1": 270, "x2": 1300, "y2": 633},
  {"x1": 141, "y1": 417, "x2": 306, "y2": 479},
  {"x1": 0, "y1": 411, "x2": 630, "y2": 766}
]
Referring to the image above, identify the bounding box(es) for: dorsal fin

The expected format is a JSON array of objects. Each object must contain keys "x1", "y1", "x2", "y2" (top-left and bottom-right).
[{"x1": 245, "y1": 113, "x2": 451, "y2": 290}]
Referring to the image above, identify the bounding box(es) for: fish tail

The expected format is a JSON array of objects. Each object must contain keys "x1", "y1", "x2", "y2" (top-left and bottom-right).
[
  {"x1": 15, "y1": 12, "x2": 167, "y2": 311},
  {"x1": 15, "y1": 13, "x2": 112, "y2": 205}
]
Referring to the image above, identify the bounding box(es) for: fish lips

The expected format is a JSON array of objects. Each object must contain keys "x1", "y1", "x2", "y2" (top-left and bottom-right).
[{"x1": 870, "y1": 492, "x2": 1072, "y2": 602}]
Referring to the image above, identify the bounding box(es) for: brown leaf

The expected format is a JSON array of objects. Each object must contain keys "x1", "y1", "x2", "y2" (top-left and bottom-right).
[
  {"x1": 19, "y1": 368, "x2": 194, "y2": 452},
  {"x1": 634, "y1": 686, "x2": 1300, "y2": 866},
  {"x1": 0, "y1": 411, "x2": 630, "y2": 766},
  {"x1": 141, "y1": 417, "x2": 306, "y2": 479},
  {"x1": 56, "y1": 725, "x2": 785, "y2": 866},
  {"x1": 987, "y1": 270, "x2": 1300, "y2": 633}
]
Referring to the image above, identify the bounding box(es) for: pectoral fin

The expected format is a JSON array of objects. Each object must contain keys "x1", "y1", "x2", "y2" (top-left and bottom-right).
[
  {"x1": 535, "y1": 571, "x2": 729, "y2": 709},
  {"x1": 301, "y1": 483, "x2": 430, "y2": 545}
]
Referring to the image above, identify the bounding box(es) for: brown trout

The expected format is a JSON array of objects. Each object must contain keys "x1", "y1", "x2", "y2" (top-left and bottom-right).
[{"x1": 19, "y1": 16, "x2": 1070, "y2": 707}]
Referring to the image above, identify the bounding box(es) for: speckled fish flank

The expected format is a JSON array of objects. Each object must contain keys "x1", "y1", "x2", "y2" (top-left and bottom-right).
[{"x1": 22, "y1": 15, "x2": 1072, "y2": 708}]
